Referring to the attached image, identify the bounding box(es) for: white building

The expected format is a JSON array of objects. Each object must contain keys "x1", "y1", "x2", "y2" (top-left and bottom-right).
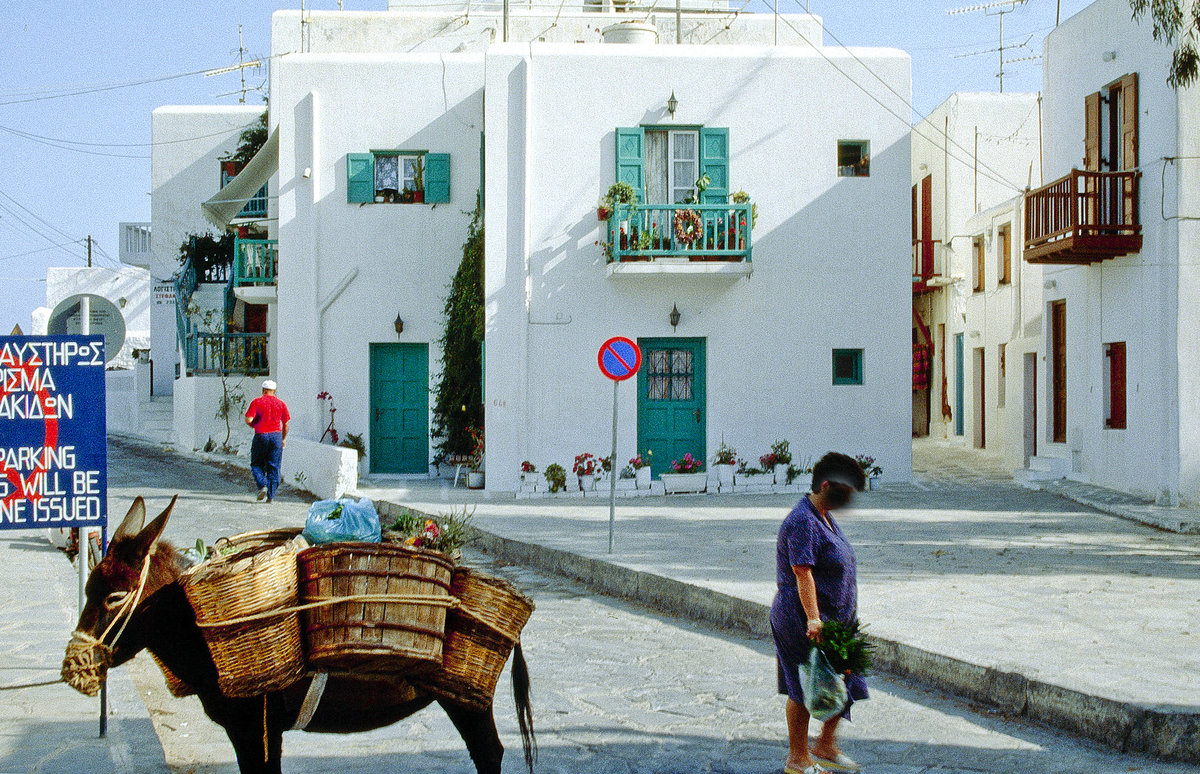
[
  {"x1": 1019, "y1": 0, "x2": 1200, "y2": 505},
  {"x1": 172, "y1": 3, "x2": 914, "y2": 491},
  {"x1": 909, "y1": 92, "x2": 1041, "y2": 462}
]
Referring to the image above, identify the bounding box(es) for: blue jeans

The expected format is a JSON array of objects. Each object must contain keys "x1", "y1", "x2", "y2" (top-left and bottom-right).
[{"x1": 250, "y1": 432, "x2": 284, "y2": 500}]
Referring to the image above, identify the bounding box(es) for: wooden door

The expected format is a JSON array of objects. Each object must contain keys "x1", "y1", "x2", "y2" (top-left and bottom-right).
[
  {"x1": 637, "y1": 338, "x2": 706, "y2": 479},
  {"x1": 369, "y1": 343, "x2": 429, "y2": 474}
]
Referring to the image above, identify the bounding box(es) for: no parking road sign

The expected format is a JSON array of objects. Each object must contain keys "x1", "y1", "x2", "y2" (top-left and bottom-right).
[{"x1": 598, "y1": 337, "x2": 642, "y2": 382}]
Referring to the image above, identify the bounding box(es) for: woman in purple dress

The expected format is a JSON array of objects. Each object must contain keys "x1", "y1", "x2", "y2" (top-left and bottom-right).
[{"x1": 771, "y1": 452, "x2": 867, "y2": 774}]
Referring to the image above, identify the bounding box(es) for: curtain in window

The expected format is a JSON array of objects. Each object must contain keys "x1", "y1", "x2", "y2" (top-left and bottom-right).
[
  {"x1": 375, "y1": 155, "x2": 399, "y2": 191},
  {"x1": 645, "y1": 131, "x2": 669, "y2": 205}
]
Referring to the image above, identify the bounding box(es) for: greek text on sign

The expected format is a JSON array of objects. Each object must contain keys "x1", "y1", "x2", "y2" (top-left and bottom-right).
[{"x1": 0, "y1": 336, "x2": 108, "y2": 530}]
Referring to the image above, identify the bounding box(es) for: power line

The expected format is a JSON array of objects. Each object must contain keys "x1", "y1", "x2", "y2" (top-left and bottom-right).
[
  {"x1": 0, "y1": 123, "x2": 258, "y2": 149},
  {"x1": 0, "y1": 240, "x2": 85, "y2": 263}
]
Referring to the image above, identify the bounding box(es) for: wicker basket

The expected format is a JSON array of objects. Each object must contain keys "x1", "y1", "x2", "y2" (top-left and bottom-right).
[
  {"x1": 214, "y1": 528, "x2": 303, "y2": 556},
  {"x1": 149, "y1": 653, "x2": 195, "y2": 698},
  {"x1": 179, "y1": 536, "x2": 307, "y2": 698},
  {"x1": 297, "y1": 542, "x2": 455, "y2": 674},
  {"x1": 417, "y1": 568, "x2": 535, "y2": 710}
]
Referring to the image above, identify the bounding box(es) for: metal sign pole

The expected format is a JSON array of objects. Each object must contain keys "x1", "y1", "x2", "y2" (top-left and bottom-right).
[{"x1": 608, "y1": 379, "x2": 618, "y2": 554}]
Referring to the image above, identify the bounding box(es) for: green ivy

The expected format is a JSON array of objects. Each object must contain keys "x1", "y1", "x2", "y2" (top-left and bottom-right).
[{"x1": 432, "y1": 196, "x2": 484, "y2": 461}]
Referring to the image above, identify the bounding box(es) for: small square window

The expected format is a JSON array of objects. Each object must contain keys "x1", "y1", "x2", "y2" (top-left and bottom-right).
[
  {"x1": 837, "y1": 141, "x2": 870, "y2": 177},
  {"x1": 373, "y1": 152, "x2": 424, "y2": 203},
  {"x1": 832, "y1": 349, "x2": 864, "y2": 385}
]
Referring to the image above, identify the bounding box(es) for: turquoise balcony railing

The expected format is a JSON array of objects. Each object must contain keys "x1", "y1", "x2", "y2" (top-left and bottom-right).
[
  {"x1": 234, "y1": 238, "x2": 278, "y2": 286},
  {"x1": 239, "y1": 184, "x2": 269, "y2": 219},
  {"x1": 185, "y1": 331, "x2": 269, "y2": 376},
  {"x1": 605, "y1": 203, "x2": 753, "y2": 264}
]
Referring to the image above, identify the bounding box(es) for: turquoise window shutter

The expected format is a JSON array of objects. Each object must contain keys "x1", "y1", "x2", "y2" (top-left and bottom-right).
[
  {"x1": 425, "y1": 153, "x2": 451, "y2": 204},
  {"x1": 347, "y1": 153, "x2": 374, "y2": 203},
  {"x1": 699, "y1": 128, "x2": 729, "y2": 204},
  {"x1": 615, "y1": 127, "x2": 646, "y2": 203}
]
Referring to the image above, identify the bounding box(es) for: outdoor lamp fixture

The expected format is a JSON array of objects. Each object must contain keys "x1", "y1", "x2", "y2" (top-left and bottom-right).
[
  {"x1": 669, "y1": 303, "x2": 681, "y2": 330},
  {"x1": 394, "y1": 314, "x2": 404, "y2": 335},
  {"x1": 667, "y1": 91, "x2": 678, "y2": 118}
]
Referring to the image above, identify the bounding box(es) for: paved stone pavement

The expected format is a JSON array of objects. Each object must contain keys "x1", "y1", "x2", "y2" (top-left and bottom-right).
[
  {"x1": 97, "y1": 436, "x2": 1198, "y2": 772},
  {"x1": 0, "y1": 530, "x2": 168, "y2": 773},
  {"x1": 356, "y1": 474, "x2": 1200, "y2": 714}
]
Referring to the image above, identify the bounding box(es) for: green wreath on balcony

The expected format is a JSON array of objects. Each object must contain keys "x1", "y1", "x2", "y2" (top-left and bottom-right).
[{"x1": 674, "y1": 208, "x2": 703, "y2": 246}]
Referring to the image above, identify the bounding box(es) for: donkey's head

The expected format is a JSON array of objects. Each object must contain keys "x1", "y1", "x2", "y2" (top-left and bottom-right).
[{"x1": 62, "y1": 496, "x2": 178, "y2": 695}]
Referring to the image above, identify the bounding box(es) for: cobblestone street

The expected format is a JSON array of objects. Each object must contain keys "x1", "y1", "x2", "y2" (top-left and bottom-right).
[{"x1": 101, "y1": 440, "x2": 1189, "y2": 773}]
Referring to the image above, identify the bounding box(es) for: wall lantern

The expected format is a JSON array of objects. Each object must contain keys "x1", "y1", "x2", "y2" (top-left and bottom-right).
[
  {"x1": 669, "y1": 303, "x2": 681, "y2": 331},
  {"x1": 667, "y1": 91, "x2": 678, "y2": 118},
  {"x1": 394, "y1": 314, "x2": 405, "y2": 335}
]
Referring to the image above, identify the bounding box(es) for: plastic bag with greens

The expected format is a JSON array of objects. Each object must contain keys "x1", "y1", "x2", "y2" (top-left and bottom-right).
[
  {"x1": 302, "y1": 498, "x2": 382, "y2": 544},
  {"x1": 800, "y1": 646, "x2": 849, "y2": 721}
]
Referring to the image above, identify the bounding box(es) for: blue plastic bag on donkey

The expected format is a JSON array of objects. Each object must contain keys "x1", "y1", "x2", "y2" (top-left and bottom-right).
[{"x1": 302, "y1": 498, "x2": 382, "y2": 544}]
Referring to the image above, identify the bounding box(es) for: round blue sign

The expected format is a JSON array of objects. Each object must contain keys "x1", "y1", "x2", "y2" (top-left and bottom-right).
[{"x1": 598, "y1": 337, "x2": 642, "y2": 382}]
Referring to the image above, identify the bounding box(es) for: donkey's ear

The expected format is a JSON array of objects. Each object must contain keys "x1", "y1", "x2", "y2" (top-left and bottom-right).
[
  {"x1": 131, "y1": 495, "x2": 176, "y2": 558},
  {"x1": 111, "y1": 497, "x2": 146, "y2": 542}
]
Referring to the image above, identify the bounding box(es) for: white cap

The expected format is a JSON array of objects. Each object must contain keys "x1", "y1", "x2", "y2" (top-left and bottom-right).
[{"x1": 262, "y1": 380, "x2": 277, "y2": 391}]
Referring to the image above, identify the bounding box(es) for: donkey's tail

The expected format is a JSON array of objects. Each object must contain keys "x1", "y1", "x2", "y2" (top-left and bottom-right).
[{"x1": 512, "y1": 641, "x2": 536, "y2": 773}]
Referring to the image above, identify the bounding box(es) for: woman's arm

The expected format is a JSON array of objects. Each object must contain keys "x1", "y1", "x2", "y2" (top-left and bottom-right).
[{"x1": 792, "y1": 565, "x2": 823, "y2": 640}]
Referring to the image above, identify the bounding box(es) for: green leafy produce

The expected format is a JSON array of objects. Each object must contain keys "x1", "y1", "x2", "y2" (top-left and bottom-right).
[
  {"x1": 817, "y1": 619, "x2": 874, "y2": 676},
  {"x1": 388, "y1": 505, "x2": 474, "y2": 555}
]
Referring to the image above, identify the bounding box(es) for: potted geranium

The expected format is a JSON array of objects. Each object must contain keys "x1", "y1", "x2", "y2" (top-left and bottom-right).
[
  {"x1": 573, "y1": 452, "x2": 597, "y2": 492},
  {"x1": 629, "y1": 454, "x2": 651, "y2": 490},
  {"x1": 661, "y1": 453, "x2": 706, "y2": 494},
  {"x1": 768, "y1": 440, "x2": 792, "y2": 484},
  {"x1": 712, "y1": 441, "x2": 737, "y2": 488},
  {"x1": 520, "y1": 460, "x2": 544, "y2": 491}
]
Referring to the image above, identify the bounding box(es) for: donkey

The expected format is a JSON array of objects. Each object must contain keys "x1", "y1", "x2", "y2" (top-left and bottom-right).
[{"x1": 63, "y1": 497, "x2": 535, "y2": 774}]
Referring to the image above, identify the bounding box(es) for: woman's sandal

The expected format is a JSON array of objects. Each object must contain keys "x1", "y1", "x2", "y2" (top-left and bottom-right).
[
  {"x1": 784, "y1": 765, "x2": 829, "y2": 774},
  {"x1": 811, "y1": 751, "x2": 861, "y2": 772}
]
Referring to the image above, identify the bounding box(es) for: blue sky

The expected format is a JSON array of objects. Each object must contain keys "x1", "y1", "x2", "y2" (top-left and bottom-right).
[{"x1": 0, "y1": 0, "x2": 1109, "y2": 332}]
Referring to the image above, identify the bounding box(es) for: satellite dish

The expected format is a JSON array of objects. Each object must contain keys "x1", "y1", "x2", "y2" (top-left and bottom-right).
[{"x1": 47, "y1": 294, "x2": 126, "y2": 364}]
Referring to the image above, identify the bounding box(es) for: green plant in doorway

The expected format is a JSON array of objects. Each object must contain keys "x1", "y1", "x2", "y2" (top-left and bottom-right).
[{"x1": 339, "y1": 432, "x2": 367, "y2": 461}]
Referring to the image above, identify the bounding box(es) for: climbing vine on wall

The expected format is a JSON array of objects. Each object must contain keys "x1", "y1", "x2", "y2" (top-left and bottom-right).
[{"x1": 432, "y1": 196, "x2": 485, "y2": 461}]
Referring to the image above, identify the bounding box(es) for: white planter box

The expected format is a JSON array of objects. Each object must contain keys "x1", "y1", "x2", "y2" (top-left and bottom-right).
[
  {"x1": 735, "y1": 472, "x2": 775, "y2": 487},
  {"x1": 521, "y1": 472, "x2": 546, "y2": 491},
  {"x1": 467, "y1": 471, "x2": 485, "y2": 489},
  {"x1": 715, "y1": 463, "x2": 735, "y2": 486},
  {"x1": 578, "y1": 473, "x2": 595, "y2": 491},
  {"x1": 867, "y1": 474, "x2": 882, "y2": 491},
  {"x1": 660, "y1": 472, "x2": 707, "y2": 494},
  {"x1": 774, "y1": 464, "x2": 789, "y2": 484},
  {"x1": 791, "y1": 473, "x2": 813, "y2": 492},
  {"x1": 615, "y1": 478, "x2": 637, "y2": 491},
  {"x1": 635, "y1": 466, "x2": 652, "y2": 489}
]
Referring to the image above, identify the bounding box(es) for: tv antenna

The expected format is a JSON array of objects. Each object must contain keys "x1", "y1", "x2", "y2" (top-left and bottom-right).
[
  {"x1": 204, "y1": 24, "x2": 262, "y2": 102},
  {"x1": 947, "y1": 0, "x2": 1036, "y2": 92}
]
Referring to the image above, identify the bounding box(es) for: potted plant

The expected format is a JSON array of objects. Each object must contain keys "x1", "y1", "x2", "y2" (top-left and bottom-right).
[
  {"x1": 735, "y1": 460, "x2": 775, "y2": 487},
  {"x1": 602, "y1": 182, "x2": 638, "y2": 217},
  {"x1": 597, "y1": 199, "x2": 612, "y2": 221},
  {"x1": 466, "y1": 426, "x2": 485, "y2": 489},
  {"x1": 855, "y1": 455, "x2": 882, "y2": 490},
  {"x1": 400, "y1": 187, "x2": 416, "y2": 204},
  {"x1": 768, "y1": 440, "x2": 792, "y2": 484},
  {"x1": 573, "y1": 452, "x2": 597, "y2": 492},
  {"x1": 338, "y1": 432, "x2": 368, "y2": 478},
  {"x1": 629, "y1": 455, "x2": 651, "y2": 490},
  {"x1": 616, "y1": 465, "x2": 638, "y2": 491},
  {"x1": 413, "y1": 158, "x2": 425, "y2": 203},
  {"x1": 786, "y1": 455, "x2": 814, "y2": 491},
  {"x1": 712, "y1": 441, "x2": 737, "y2": 488},
  {"x1": 520, "y1": 460, "x2": 544, "y2": 491},
  {"x1": 661, "y1": 453, "x2": 706, "y2": 494},
  {"x1": 544, "y1": 463, "x2": 567, "y2": 494}
]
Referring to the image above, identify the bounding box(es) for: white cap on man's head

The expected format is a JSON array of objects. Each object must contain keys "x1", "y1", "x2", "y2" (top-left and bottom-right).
[{"x1": 262, "y1": 380, "x2": 277, "y2": 391}]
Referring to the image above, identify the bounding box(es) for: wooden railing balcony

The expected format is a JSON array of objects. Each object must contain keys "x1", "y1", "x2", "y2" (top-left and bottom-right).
[
  {"x1": 1024, "y1": 169, "x2": 1142, "y2": 264},
  {"x1": 912, "y1": 238, "x2": 945, "y2": 293},
  {"x1": 606, "y1": 203, "x2": 753, "y2": 266},
  {"x1": 234, "y1": 238, "x2": 278, "y2": 287}
]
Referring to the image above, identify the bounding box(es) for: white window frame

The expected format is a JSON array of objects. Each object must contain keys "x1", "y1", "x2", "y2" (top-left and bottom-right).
[
  {"x1": 373, "y1": 151, "x2": 423, "y2": 195},
  {"x1": 668, "y1": 130, "x2": 699, "y2": 204}
]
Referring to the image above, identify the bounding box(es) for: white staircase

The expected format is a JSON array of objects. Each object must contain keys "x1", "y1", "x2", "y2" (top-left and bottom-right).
[
  {"x1": 135, "y1": 396, "x2": 174, "y2": 444},
  {"x1": 1013, "y1": 454, "x2": 1072, "y2": 489}
]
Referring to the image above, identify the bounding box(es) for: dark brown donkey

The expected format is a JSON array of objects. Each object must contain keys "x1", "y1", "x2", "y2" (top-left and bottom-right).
[{"x1": 63, "y1": 497, "x2": 535, "y2": 774}]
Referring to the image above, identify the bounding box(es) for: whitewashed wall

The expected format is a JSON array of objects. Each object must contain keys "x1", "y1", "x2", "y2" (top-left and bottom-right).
[
  {"x1": 150, "y1": 106, "x2": 261, "y2": 396},
  {"x1": 1039, "y1": 0, "x2": 1182, "y2": 502},
  {"x1": 910, "y1": 92, "x2": 1041, "y2": 445},
  {"x1": 486, "y1": 43, "x2": 913, "y2": 491},
  {"x1": 271, "y1": 54, "x2": 485, "y2": 458}
]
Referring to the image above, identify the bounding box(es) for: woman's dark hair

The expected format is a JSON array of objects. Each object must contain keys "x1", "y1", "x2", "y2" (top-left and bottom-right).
[{"x1": 811, "y1": 451, "x2": 866, "y2": 493}]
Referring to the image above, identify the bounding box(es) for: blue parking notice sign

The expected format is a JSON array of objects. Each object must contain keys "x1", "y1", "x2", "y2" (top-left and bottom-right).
[
  {"x1": 0, "y1": 336, "x2": 107, "y2": 530},
  {"x1": 598, "y1": 337, "x2": 642, "y2": 382}
]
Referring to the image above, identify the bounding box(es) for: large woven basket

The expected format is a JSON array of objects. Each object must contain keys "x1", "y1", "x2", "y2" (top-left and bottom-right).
[
  {"x1": 214, "y1": 528, "x2": 303, "y2": 556},
  {"x1": 179, "y1": 535, "x2": 307, "y2": 698},
  {"x1": 418, "y1": 567, "x2": 535, "y2": 710},
  {"x1": 297, "y1": 542, "x2": 455, "y2": 674},
  {"x1": 149, "y1": 653, "x2": 195, "y2": 698}
]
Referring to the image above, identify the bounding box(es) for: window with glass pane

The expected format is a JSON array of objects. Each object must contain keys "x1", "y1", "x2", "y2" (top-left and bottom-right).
[
  {"x1": 832, "y1": 348, "x2": 864, "y2": 385},
  {"x1": 672, "y1": 132, "x2": 698, "y2": 203},
  {"x1": 642, "y1": 130, "x2": 699, "y2": 204},
  {"x1": 647, "y1": 348, "x2": 694, "y2": 400}
]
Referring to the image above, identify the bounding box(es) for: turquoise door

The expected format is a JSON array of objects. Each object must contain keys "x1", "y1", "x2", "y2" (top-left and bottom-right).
[
  {"x1": 954, "y1": 333, "x2": 965, "y2": 436},
  {"x1": 369, "y1": 343, "x2": 429, "y2": 474},
  {"x1": 637, "y1": 338, "x2": 706, "y2": 479}
]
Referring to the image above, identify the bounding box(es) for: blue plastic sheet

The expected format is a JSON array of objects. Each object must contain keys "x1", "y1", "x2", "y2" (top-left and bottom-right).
[{"x1": 302, "y1": 498, "x2": 382, "y2": 544}]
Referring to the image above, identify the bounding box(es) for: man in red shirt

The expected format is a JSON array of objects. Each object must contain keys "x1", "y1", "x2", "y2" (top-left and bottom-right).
[{"x1": 244, "y1": 379, "x2": 290, "y2": 503}]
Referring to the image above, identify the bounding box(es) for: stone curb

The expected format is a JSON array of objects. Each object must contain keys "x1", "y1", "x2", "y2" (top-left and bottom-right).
[
  {"x1": 373, "y1": 499, "x2": 1200, "y2": 765},
  {"x1": 1039, "y1": 481, "x2": 1200, "y2": 535}
]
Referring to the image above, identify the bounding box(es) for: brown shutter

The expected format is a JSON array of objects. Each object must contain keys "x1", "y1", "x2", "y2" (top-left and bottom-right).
[
  {"x1": 912, "y1": 184, "x2": 918, "y2": 242},
  {"x1": 1084, "y1": 91, "x2": 1101, "y2": 171},
  {"x1": 1107, "y1": 342, "x2": 1127, "y2": 429},
  {"x1": 1052, "y1": 301, "x2": 1067, "y2": 443},
  {"x1": 1120, "y1": 73, "x2": 1138, "y2": 169}
]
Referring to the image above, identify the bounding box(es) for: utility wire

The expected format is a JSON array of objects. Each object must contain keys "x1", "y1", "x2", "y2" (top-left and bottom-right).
[{"x1": 0, "y1": 240, "x2": 85, "y2": 263}]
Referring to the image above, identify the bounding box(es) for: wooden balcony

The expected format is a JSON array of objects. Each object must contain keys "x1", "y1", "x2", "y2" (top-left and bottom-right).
[
  {"x1": 1024, "y1": 169, "x2": 1142, "y2": 264},
  {"x1": 912, "y1": 238, "x2": 946, "y2": 294}
]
